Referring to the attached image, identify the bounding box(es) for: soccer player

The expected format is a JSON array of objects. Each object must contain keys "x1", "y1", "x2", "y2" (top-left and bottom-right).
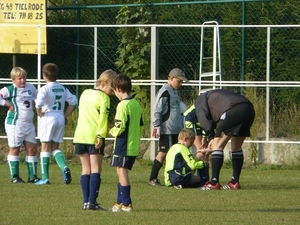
[
  {"x1": 191, "y1": 89, "x2": 255, "y2": 190},
  {"x1": 149, "y1": 68, "x2": 188, "y2": 186},
  {"x1": 164, "y1": 128, "x2": 208, "y2": 189},
  {"x1": 35, "y1": 63, "x2": 77, "y2": 185},
  {"x1": 73, "y1": 69, "x2": 117, "y2": 210},
  {"x1": 109, "y1": 74, "x2": 143, "y2": 212},
  {"x1": 0, "y1": 67, "x2": 40, "y2": 183}
]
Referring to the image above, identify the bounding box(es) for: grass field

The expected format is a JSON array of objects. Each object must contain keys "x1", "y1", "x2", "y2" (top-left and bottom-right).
[{"x1": 0, "y1": 161, "x2": 300, "y2": 225}]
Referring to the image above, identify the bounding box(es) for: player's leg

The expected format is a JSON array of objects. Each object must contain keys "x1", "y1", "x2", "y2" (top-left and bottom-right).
[
  {"x1": 86, "y1": 153, "x2": 103, "y2": 210},
  {"x1": 35, "y1": 116, "x2": 52, "y2": 185},
  {"x1": 210, "y1": 134, "x2": 231, "y2": 184},
  {"x1": 35, "y1": 142, "x2": 51, "y2": 185},
  {"x1": 7, "y1": 147, "x2": 24, "y2": 183},
  {"x1": 202, "y1": 133, "x2": 231, "y2": 190},
  {"x1": 24, "y1": 141, "x2": 40, "y2": 183},
  {"x1": 111, "y1": 156, "x2": 135, "y2": 212},
  {"x1": 148, "y1": 151, "x2": 166, "y2": 185},
  {"x1": 51, "y1": 115, "x2": 72, "y2": 184},
  {"x1": 6, "y1": 125, "x2": 24, "y2": 183},
  {"x1": 223, "y1": 103, "x2": 255, "y2": 190},
  {"x1": 24, "y1": 124, "x2": 40, "y2": 183},
  {"x1": 149, "y1": 134, "x2": 177, "y2": 186},
  {"x1": 117, "y1": 166, "x2": 132, "y2": 211},
  {"x1": 222, "y1": 136, "x2": 245, "y2": 190},
  {"x1": 79, "y1": 153, "x2": 91, "y2": 209}
]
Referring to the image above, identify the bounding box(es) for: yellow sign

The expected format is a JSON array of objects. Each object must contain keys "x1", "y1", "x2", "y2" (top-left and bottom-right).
[{"x1": 0, "y1": 0, "x2": 47, "y2": 54}]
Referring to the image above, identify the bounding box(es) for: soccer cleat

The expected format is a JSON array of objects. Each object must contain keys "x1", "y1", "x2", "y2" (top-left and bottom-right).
[
  {"x1": 27, "y1": 176, "x2": 41, "y2": 183},
  {"x1": 223, "y1": 181, "x2": 241, "y2": 190},
  {"x1": 63, "y1": 167, "x2": 72, "y2": 184},
  {"x1": 110, "y1": 203, "x2": 122, "y2": 212},
  {"x1": 11, "y1": 176, "x2": 25, "y2": 184},
  {"x1": 173, "y1": 184, "x2": 183, "y2": 189},
  {"x1": 121, "y1": 204, "x2": 133, "y2": 212},
  {"x1": 201, "y1": 181, "x2": 221, "y2": 190},
  {"x1": 148, "y1": 179, "x2": 163, "y2": 186},
  {"x1": 35, "y1": 179, "x2": 50, "y2": 185},
  {"x1": 82, "y1": 202, "x2": 88, "y2": 210},
  {"x1": 86, "y1": 202, "x2": 105, "y2": 211}
]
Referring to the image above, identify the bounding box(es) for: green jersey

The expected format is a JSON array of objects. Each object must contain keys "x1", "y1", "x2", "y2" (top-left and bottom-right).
[
  {"x1": 109, "y1": 96, "x2": 143, "y2": 156},
  {"x1": 164, "y1": 143, "x2": 204, "y2": 187},
  {"x1": 73, "y1": 89, "x2": 110, "y2": 144}
]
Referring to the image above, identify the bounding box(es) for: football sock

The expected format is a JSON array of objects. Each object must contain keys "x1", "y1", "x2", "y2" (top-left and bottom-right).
[
  {"x1": 7, "y1": 155, "x2": 19, "y2": 179},
  {"x1": 26, "y1": 155, "x2": 38, "y2": 180},
  {"x1": 40, "y1": 152, "x2": 50, "y2": 180},
  {"x1": 117, "y1": 183, "x2": 122, "y2": 204},
  {"x1": 88, "y1": 173, "x2": 100, "y2": 204},
  {"x1": 120, "y1": 185, "x2": 131, "y2": 206},
  {"x1": 231, "y1": 150, "x2": 244, "y2": 183},
  {"x1": 210, "y1": 150, "x2": 224, "y2": 185},
  {"x1": 149, "y1": 159, "x2": 162, "y2": 181},
  {"x1": 96, "y1": 174, "x2": 101, "y2": 199},
  {"x1": 197, "y1": 163, "x2": 209, "y2": 186},
  {"x1": 80, "y1": 174, "x2": 90, "y2": 203},
  {"x1": 52, "y1": 149, "x2": 67, "y2": 172}
]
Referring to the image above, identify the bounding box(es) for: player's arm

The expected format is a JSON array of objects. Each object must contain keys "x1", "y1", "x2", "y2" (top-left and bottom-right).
[
  {"x1": 180, "y1": 146, "x2": 204, "y2": 170},
  {"x1": 152, "y1": 91, "x2": 168, "y2": 137},
  {"x1": 109, "y1": 103, "x2": 127, "y2": 137},
  {"x1": 96, "y1": 96, "x2": 110, "y2": 139}
]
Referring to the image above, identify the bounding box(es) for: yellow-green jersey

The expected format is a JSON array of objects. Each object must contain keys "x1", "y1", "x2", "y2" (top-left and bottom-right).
[
  {"x1": 183, "y1": 105, "x2": 204, "y2": 136},
  {"x1": 74, "y1": 89, "x2": 110, "y2": 144},
  {"x1": 109, "y1": 96, "x2": 143, "y2": 157},
  {"x1": 164, "y1": 143, "x2": 204, "y2": 187}
]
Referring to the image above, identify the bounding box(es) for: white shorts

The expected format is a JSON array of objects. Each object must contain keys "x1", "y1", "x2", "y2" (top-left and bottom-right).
[
  {"x1": 5, "y1": 123, "x2": 36, "y2": 148},
  {"x1": 38, "y1": 112, "x2": 65, "y2": 143}
]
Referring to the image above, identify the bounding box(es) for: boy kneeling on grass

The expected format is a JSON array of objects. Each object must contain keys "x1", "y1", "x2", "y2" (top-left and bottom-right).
[{"x1": 164, "y1": 128, "x2": 209, "y2": 189}]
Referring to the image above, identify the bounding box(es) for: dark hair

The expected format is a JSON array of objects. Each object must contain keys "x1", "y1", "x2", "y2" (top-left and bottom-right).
[
  {"x1": 112, "y1": 74, "x2": 132, "y2": 93},
  {"x1": 42, "y1": 63, "x2": 59, "y2": 81}
]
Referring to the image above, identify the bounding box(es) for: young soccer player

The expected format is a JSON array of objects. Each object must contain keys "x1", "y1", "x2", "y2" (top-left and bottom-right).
[
  {"x1": 164, "y1": 128, "x2": 208, "y2": 189},
  {"x1": 191, "y1": 89, "x2": 255, "y2": 190},
  {"x1": 109, "y1": 74, "x2": 143, "y2": 212},
  {"x1": 35, "y1": 63, "x2": 77, "y2": 185},
  {"x1": 0, "y1": 67, "x2": 40, "y2": 183},
  {"x1": 149, "y1": 68, "x2": 188, "y2": 186},
  {"x1": 73, "y1": 69, "x2": 117, "y2": 210}
]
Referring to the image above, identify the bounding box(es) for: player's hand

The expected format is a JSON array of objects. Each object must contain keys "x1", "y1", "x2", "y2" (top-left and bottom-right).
[
  {"x1": 95, "y1": 138, "x2": 103, "y2": 149},
  {"x1": 8, "y1": 105, "x2": 15, "y2": 113},
  {"x1": 198, "y1": 148, "x2": 213, "y2": 156}
]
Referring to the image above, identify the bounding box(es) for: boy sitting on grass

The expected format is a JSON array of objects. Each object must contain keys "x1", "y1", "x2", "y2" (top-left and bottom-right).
[{"x1": 164, "y1": 128, "x2": 209, "y2": 189}]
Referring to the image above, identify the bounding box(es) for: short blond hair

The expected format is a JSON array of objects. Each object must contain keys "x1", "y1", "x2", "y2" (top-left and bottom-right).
[
  {"x1": 178, "y1": 128, "x2": 195, "y2": 141},
  {"x1": 10, "y1": 67, "x2": 27, "y2": 80},
  {"x1": 96, "y1": 69, "x2": 117, "y2": 87}
]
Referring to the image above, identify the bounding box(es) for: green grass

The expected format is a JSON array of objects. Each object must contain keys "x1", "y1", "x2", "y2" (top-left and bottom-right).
[{"x1": 0, "y1": 162, "x2": 300, "y2": 225}]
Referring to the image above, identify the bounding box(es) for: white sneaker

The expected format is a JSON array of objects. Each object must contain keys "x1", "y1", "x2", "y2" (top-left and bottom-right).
[
  {"x1": 121, "y1": 204, "x2": 133, "y2": 212},
  {"x1": 110, "y1": 203, "x2": 122, "y2": 212}
]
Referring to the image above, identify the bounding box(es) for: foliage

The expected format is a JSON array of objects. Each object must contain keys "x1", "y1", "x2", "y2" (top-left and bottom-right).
[{"x1": 115, "y1": 3, "x2": 153, "y2": 136}]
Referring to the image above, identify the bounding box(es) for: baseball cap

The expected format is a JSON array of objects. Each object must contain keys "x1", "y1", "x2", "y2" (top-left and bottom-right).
[{"x1": 168, "y1": 68, "x2": 189, "y2": 82}]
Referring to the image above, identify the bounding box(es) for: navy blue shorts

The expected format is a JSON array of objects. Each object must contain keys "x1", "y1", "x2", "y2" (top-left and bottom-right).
[
  {"x1": 168, "y1": 170, "x2": 202, "y2": 188},
  {"x1": 159, "y1": 134, "x2": 178, "y2": 153},
  {"x1": 110, "y1": 155, "x2": 136, "y2": 170},
  {"x1": 74, "y1": 140, "x2": 105, "y2": 155}
]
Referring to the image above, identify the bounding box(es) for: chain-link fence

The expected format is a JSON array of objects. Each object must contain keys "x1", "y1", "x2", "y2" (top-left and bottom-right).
[{"x1": 0, "y1": 1, "x2": 299, "y2": 162}]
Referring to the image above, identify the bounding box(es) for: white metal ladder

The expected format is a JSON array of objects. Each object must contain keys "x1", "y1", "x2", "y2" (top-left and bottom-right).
[{"x1": 199, "y1": 21, "x2": 222, "y2": 91}]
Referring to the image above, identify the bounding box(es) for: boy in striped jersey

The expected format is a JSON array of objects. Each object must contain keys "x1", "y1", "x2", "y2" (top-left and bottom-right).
[{"x1": 0, "y1": 67, "x2": 40, "y2": 183}]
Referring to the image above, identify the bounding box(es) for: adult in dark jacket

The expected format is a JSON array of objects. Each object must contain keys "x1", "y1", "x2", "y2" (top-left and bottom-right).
[{"x1": 185, "y1": 89, "x2": 255, "y2": 190}]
